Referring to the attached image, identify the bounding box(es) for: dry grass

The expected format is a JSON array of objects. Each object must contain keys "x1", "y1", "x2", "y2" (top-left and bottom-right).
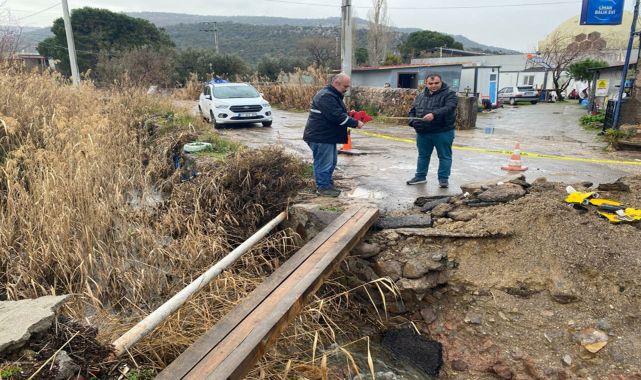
[
  {"x1": 0, "y1": 64, "x2": 393, "y2": 378},
  {"x1": 254, "y1": 67, "x2": 329, "y2": 111},
  {"x1": 173, "y1": 73, "x2": 202, "y2": 101}
]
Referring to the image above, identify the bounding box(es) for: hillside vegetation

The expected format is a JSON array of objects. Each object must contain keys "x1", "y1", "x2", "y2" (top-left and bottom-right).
[{"x1": 17, "y1": 12, "x2": 517, "y2": 63}]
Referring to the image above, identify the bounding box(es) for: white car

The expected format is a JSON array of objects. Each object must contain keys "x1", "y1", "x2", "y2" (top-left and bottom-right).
[
  {"x1": 198, "y1": 82, "x2": 273, "y2": 128},
  {"x1": 497, "y1": 86, "x2": 539, "y2": 105}
]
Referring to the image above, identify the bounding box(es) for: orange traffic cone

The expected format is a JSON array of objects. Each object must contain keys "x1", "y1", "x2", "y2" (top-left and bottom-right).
[
  {"x1": 340, "y1": 130, "x2": 353, "y2": 151},
  {"x1": 501, "y1": 143, "x2": 528, "y2": 171}
]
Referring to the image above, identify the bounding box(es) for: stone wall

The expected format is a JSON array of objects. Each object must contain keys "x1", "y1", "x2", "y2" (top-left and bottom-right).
[
  {"x1": 350, "y1": 87, "x2": 478, "y2": 130},
  {"x1": 620, "y1": 68, "x2": 641, "y2": 125}
]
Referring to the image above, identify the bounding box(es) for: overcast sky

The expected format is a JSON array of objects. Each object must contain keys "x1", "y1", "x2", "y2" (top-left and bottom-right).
[{"x1": 3, "y1": 0, "x2": 637, "y2": 51}]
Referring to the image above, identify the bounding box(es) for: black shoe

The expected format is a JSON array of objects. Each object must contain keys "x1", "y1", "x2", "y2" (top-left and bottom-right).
[
  {"x1": 439, "y1": 179, "x2": 449, "y2": 188},
  {"x1": 406, "y1": 177, "x2": 427, "y2": 185},
  {"x1": 317, "y1": 187, "x2": 341, "y2": 197}
]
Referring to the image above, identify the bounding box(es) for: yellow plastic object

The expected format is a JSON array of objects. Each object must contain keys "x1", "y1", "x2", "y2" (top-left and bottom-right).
[
  {"x1": 597, "y1": 208, "x2": 641, "y2": 223},
  {"x1": 588, "y1": 198, "x2": 622, "y2": 206},
  {"x1": 625, "y1": 208, "x2": 641, "y2": 220},
  {"x1": 598, "y1": 211, "x2": 623, "y2": 223},
  {"x1": 565, "y1": 191, "x2": 597, "y2": 205}
]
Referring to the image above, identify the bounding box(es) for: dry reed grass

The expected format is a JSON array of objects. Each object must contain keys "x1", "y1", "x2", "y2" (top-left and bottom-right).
[
  {"x1": 0, "y1": 64, "x2": 395, "y2": 378},
  {"x1": 173, "y1": 73, "x2": 202, "y2": 101},
  {"x1": 254, "y1": 67, "x2": 329, "y2": 111}
]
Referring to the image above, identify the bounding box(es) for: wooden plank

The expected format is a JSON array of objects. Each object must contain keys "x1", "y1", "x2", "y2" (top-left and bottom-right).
[
  {"x1": 185, "y1": 207, "x2": 379, "y2": 379},
  {"x1": 224, "y1": 208, "x2": 379, "y2": 379},
  {"x1": 185, "y1": 208, "x2": 371, "y2": 379},
  {"x1": 156, "y1": 206, "x2": 363, "y2": 380},
  {"x1": 193, "y1": 207, "x2": 378, "y2": 379}
]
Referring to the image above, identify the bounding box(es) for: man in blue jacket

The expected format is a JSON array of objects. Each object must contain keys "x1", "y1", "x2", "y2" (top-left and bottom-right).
[
  {"x1": 406, "y1": 74, "x2": 458, "y2": 189},
  {"x1": 303, "y1": 73, "x2": 364, "y2": 197}
]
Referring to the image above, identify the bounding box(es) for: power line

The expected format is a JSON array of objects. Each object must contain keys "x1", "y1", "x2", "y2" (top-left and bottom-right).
[
  {"x1": 5, "y1": 8, "x2": 59, "y2": 14},
  {"x1": 263, "y1": 0, "x2": 580, "y2": 10},
  {"x1": 14, "y1": 2, "x2": 61, "y2": 22}
]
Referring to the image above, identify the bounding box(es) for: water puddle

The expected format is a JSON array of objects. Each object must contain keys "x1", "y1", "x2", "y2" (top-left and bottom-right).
[
  {"x1": 347, "y1": 187, "x2": 386, "y2": 199},
  {"x1": 384, "y1": 164, "x2": 415, "y2": 170},
  {"x1": 324, "y1": 339, "x2": 437, "y2": 380}
]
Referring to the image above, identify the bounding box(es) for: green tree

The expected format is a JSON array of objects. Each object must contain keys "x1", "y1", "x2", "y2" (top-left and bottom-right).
[
  {"x1": 173, "y1": 49, "x2": 249, "y2": 84},
  {"x1": 256, "y1": 56, "x2": 308, "y2": 81},
  {"x1": 383, "y1": 53, "x2": 401, "y2": 65},
  {"x1": 355, "y1": 48, "x2": 369, "y2": 66},
  {"x1": 95, "y1": 47, "x2": 177, "y2": 87},
  {"x1": 567, "y1": 58, "x2": 608, "y2": 88},
  {"x1": 37, "y1": 7, "x2": 174, "y2": 77},
  {"x1": 399, "y1": 30, "x2": 463, "y2": 60}
]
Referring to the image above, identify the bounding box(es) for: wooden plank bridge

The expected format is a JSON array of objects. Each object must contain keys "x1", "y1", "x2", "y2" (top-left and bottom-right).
[{"x1": 156, "y1": 206, "x2": 379, "y2": 380}]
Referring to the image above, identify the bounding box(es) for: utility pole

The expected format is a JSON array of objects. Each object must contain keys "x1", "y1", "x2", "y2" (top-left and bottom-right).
[
  {"x1": 200, "y1": 22, "x2": 219, "y2": 53},
  {"x1": 61, "y1": 0, "x2": 80, "y2": 86},
  {"x1": 340, "y1": 0, "x2": 353, "y2": 80},
  {"x1": 213, "y1": 22, "x2": 219, "y2": 53},
  {"x1": 612, "y1": 0, "x2": 640, "y2": 129}
]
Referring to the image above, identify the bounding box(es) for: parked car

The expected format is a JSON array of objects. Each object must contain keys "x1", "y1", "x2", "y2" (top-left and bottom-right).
[
  {"x1": 198, "y1": 82, "x2": 273, "y2": 128},
  {"x1": 497, "y1": 86, "x2": 539, "y2": 105}
]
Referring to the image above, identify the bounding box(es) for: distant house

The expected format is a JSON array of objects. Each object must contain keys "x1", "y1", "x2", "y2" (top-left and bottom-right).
[
  {"x1": 7, "y1": 53, "x2": 53, "y2": 70},
  {"x1": 459, "y1": 66, "x2": 501, "y2": 106},
  {"x1": 588, "y1": 63, "x2": 638, "y2": 99},
  {"x1": 413, "y1": 49, "x2": 640, "y2": 100},
  {"x1": 587, "y1": 63, "x2": 638, "y2": 121},
  {"x1": 351, "y1": 64, "x2": 463, "y2": 91}
]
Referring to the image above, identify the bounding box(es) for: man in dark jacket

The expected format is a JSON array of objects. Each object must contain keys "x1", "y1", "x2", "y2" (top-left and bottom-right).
[
  {"x1": 406, "y1": 74, "x2": 458, "y2": 188},
  {"x1": 303, "y1": 73, "x2": 364, "y2": 197}
]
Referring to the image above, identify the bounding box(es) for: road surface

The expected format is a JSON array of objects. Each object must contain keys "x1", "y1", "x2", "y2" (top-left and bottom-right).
[{"x1": 192, "y1": 102, "x2": 641, "y2": 211}]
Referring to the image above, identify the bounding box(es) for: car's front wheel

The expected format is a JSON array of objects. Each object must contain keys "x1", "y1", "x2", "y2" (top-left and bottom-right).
[
  {"x1": 530, "y1": 101, "x2": 538, "y2": 105},
  {"x1": 210, "y1": 111, "x2": 220, "y2": 129},
  {"x1": 262, "y1": 121, "x2": 272, "y2": 127},
  {"x1": 509, "y1": 98, "x2": 516, "y2": 105}
]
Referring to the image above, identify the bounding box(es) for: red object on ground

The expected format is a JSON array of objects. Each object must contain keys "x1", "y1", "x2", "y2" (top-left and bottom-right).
[{"x1": 348, "y1": 110, "x2": 374, "y2": 123}]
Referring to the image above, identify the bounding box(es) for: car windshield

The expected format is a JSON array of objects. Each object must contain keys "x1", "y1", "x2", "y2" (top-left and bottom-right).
[{"x1": 213, "y1": 85, "x2": 259, "y2": 99}]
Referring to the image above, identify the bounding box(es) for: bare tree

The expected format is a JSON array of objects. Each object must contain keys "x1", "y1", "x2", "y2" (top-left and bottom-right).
[
  {"x1": 367, "y1": 0, "x2": 391, "y2": 66},
  {"x1": 539, "y1": 31, "x2": 600, "y2": 99},
  {"x1": 300, "y1": 36, "x2": 336, "y2": 67},
  {"x1": 0, "y1": 1, "x2": 20, "y2": 59}
]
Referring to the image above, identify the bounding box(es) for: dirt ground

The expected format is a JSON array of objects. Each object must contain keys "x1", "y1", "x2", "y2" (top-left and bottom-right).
[{"x1": 356, "y1": 175, "x2": 641, "y2": 379}]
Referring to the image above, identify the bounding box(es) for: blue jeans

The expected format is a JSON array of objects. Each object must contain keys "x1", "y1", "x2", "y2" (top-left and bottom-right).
[
  {"x1": 415, "y1": 129, "x2": 455, "y2": 180},
  {"x1": 307, "y1": 142, "x2": 337, "y2": 189}
]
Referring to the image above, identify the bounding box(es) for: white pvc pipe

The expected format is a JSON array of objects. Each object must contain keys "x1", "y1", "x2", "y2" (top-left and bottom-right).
[{"x1": 112, "y1": 211, "x2": 287, "y2": 357}]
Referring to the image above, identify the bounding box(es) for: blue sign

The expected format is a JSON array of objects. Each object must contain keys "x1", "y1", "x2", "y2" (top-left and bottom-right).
[{"x1": 580, "y1": 0, "x2": 624, "y2": 25}]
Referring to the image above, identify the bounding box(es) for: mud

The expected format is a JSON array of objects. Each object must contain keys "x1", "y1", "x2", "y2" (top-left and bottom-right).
[{"x1": 365, "y1": 175, "x2": 641, "y2": 379}]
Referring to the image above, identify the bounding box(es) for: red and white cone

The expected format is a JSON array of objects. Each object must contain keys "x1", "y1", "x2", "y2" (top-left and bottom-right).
[{"x1": 501, "y1": 143, "x2": 528, "y2": 171}]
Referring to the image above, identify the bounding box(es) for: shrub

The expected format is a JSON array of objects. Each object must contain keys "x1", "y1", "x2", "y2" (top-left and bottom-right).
[{"x1": 579, "y1": 113, "x2": 605, "y2": 128}]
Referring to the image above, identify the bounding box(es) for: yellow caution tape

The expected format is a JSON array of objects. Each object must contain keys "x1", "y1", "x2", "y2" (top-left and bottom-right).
[{"x1": 352, "y1": 130, "x2": 641, "y2": 166}]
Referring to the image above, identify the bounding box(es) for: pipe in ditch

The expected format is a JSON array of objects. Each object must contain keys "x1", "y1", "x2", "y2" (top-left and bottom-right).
[{"x1": 112, "y1": 211, "x2": 287, "y2": 357}]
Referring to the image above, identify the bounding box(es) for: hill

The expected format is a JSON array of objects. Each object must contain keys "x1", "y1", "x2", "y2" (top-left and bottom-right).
[
  {"x1": 450, "y1": 34, "x2": 519, "y2": 54},
  {"x1": 164, "y1": 22, "x2": 386, "y2": 63},
  {"x1": 15, "y1": 13, "x2": 517, "y2": 61}
]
